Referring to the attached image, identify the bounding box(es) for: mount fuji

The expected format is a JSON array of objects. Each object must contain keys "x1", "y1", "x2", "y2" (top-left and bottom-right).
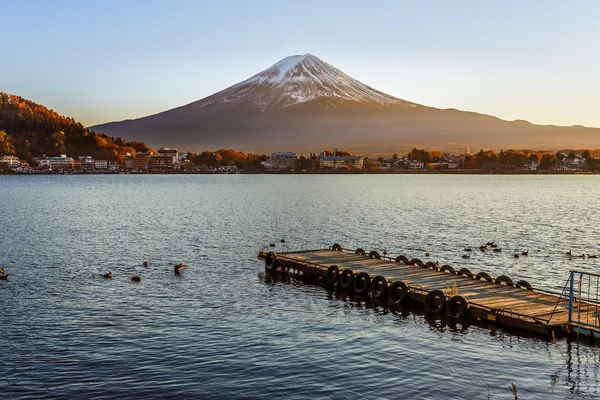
[{"x1": 91, "y1": 54, "x2": 600, "y2": 153}]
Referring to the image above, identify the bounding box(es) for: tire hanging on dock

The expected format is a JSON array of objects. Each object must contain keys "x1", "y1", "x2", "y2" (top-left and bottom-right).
[
  {"x1": 395, "y1": 255, "x2": 409, "y2": 264},
  {"x1": 424, "y1": 290, "x2": 447, "y2": 313},
  {"x1": 458, "y1": 268, "x2": 473, "y2": 278},
  {"x1": 339, "y1": 269, "x2": 354, "y2": 290},
  {"x1": 516, "y1": 280, "x2": 534, "y2": 290},
  {"x1": 389, "y1": 281, "x2": 409, "y2": 305},
  {"x1": 440, "y1": 265, "x2": 455, "y2": 274},
  {"x1": 353, "y1": 272, "x2": 371, "y2": 294},
  {"x1": 495, "y1": 275, "x2": 514, "y2": 286},
  {"x1": 325, "y1": 265, "x2": 340, "y2": 286},
  {"x1": 426, "y1": 261, "x2": 437, "y2": 269},
  {"x1": 371, "y1": 275, "x2": 388, "y2": 299},
  {"x1": 410, "y1": 258, "x2": 425, "y2": 268},
  {"x1": 476, "y1": 271, "x2": 494, "y2": 283},
  {"x1": 332, "y1": 243, "x2": 342, "y2": 251},
  {"x1": 355, "y1": 248, "x2": 366, "y2": 256},
  {"x1": 446, "y1": 295, "x2": 469, "y2": 318},
  {"x1": 265, "y1": 252, "x2": 278, "y2": 271},
  {"x1": 369, "y1": 251, "x2": 381, "y2": 259}
]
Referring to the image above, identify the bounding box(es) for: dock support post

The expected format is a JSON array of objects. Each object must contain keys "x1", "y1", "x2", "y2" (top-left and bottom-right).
[{"x1": 568, "y1": 271, "x2": 575, "y2": 327}]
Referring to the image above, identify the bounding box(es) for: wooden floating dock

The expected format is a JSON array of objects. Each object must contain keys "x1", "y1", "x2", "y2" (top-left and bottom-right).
[{"x1": 259, "y1": 246, "x2": 600, "y2": 338}]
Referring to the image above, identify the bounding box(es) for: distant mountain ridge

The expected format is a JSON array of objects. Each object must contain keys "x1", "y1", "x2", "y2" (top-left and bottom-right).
[{"x1": 91, "y1": 54, "x2": 600, "y2": 154}]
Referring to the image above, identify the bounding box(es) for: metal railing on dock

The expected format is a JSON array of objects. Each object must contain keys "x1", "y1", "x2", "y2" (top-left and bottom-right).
[{"x1": 568, "y1": 270, "x2": 600, "y2": 338}]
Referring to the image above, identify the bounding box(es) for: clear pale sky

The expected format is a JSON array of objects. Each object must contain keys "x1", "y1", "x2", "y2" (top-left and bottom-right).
[{"x1": 2, "y1": 0, "x2": 599, "y2": 127}]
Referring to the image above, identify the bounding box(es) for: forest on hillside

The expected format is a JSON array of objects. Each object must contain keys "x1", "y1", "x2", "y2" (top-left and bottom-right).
[{"x1": 0, "y1": 93, "x2": 151, "y2": 162}]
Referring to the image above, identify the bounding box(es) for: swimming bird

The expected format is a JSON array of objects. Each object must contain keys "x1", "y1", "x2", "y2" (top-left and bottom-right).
[
  {"x1": 486, "y1": 242, "x2": 495, "y2": 247},
  {"x1": 588, "y1": 254, "x2": 597, "y2": 259},
  {"x1": 103, "y1": 272, "x2": 113, "y2": 279},
  {"x1": 462, "y1": 254, "x2": 470, "y2": 259},
  {"x1": 425, "y1": 252, "x2": 430, "y2": 257},
  {"x1": 464, "y1": 248, "x2": 472, "y2": 252},
  {"x1": 514, "y1": 254, "x2": 520, "y2": 258},
  {"x1": 131, "y1": 276, "x2": 142, "y2": 282},
  {"x1": 521, "y1": 251, "x2": 529, "y2": 256},
  {"x1": 0, "y1": 275, "x2": 8, "y2": 281},
  {"x1": 143, "y1": 261, "x2": 149, "y2": 267},
  {"x1": 480, "y1": 246, "x2": 487, "y2": 252},
  {"x1": 174, "y1": 264, "x2": 187, "y2": 274},
  {"x1": 490, "y1": 243, "x2": 498, "y2": 249},
  {"x1": 566, "y1": 250, "x2": 573, "y2": 256},
  {"x1": 493, "y1": 248, "x2": 502, "y2": 253},
  {"x1": 0, "y1": 268, "x2": 4, "y2": 274}
]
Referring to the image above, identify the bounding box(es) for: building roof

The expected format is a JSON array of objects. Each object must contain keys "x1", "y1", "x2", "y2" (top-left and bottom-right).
[
  {"x1": 271, "y1": 152, "x2": 298, "y2": 158},
  {"x1": 320, "y1": 155, "x2": 363, "y2": 161}
]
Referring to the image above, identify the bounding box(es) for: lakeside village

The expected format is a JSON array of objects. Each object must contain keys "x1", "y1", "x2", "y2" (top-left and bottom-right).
[{"x1": 1, "y1": 146, "x2": 599, "y2": 174}]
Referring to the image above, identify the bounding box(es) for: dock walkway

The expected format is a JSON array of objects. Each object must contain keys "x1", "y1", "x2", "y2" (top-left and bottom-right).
[{"x1": 259, "y1": 247, "x2": 600, "y2": 338}]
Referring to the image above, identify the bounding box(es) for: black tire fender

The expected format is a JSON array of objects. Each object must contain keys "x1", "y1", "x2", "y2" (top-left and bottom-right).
[
  {"x1": 440, "y1": 265, "x2": 455, "y2": 274},
  {"x1": 424, "y1": 290, "x2": 447, "y2": 313},
  {"x1": 325, "y1": 265, "x2": 340, "y2": 286},
  {"x1": 446, "y1": 295, "x2": 469, "y2": 318},
  {"x1": 332, "y1": 243, "x2": 342, "y2": 251},
  {"x1": 476, "y1": 271, "x2": 494, "y2": 283},
  {"x1": 339, "y1": 269, "x2": 354, "y2": 289},
  {"x1": 395, "y1": 255, "x2": 409, "y2": 264},
  {"x1": 353, "y1": 272, "x2": 371, "y2": 294},
  {"x1": 516, "y1": 280, "x2": 534, "y2": 290},
  {"x1": 410, "y1": 258, "x2": 425, "y2": 268},
  {"x1": 355, "y1": 248, "x2": 366, "y2": 256},
  {"x1": 371, "y1": 275, "x2": 388, "y2": 299},
  {"x1": 389, "y1": 281, "x2": 409, "y2": 305},
  {"x1": 458, "y1": 268, "x2": 473, "y2": 278},
  {"x1": 265, "y1": 252, "x2": 278, "y2": 270},
  {"x1": 369, "y1": 251, "x2": 381, "y2": 259},
  {"x1": 495, "y1": 275, "x2": 514, "y2": 286}
]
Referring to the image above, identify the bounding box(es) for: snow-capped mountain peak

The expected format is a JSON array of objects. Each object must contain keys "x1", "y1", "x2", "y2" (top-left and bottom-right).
[{"x1": 201, "y1": 54, "x2": 413, "y2": 109}]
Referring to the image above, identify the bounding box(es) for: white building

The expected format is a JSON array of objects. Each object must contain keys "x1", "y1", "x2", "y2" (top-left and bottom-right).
[
  {"x1": 38, "y1": 154, "x2": 74, "y2": 170},
  {"x1": 0, "y1": 155, "x2": 20, "y2": 169},
  {"x1": 409, "y1": 160, "x2": 424, "y2": 169}
]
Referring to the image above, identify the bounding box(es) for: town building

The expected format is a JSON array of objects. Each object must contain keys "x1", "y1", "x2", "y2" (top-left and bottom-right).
[
  {"x1": 267, "y1": 152, "x2": 299, "y2": 170},
  {"x1": 94, "y1": 160, "x2": 109, "y2": 170},
  {"x1": 319, "y1": 153, "x2": 364, "y2": 169},
  {"x1": 124, "y1": 155, "x2": 134, "y2": 170},
  {"x1": 134, "y1": 152, "x2": 152, "y2": 170},
  {"x1": 158, "y1": 148, "x2": 179, "y2": 164},
  {"x1": 77, "y1": 156, "x2": 95, "y2": 171},
  {"x1": 149, "y1": 155, "x2": 174, "y2": 170},
  {"x1": 40, "y1": 154, "x2": 74, "y2": 170},
  {"x1": 409, "y1": 160, "x2": 424, "y2": 169},
  {"x1": 0, "y1": 155, "x2": 21, "y2": 169}
]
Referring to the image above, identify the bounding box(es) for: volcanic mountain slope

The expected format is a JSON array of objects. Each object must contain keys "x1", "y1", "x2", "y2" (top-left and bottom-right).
[{"x1": 92, "y1": 54, "x2": 600, "y2": 153}]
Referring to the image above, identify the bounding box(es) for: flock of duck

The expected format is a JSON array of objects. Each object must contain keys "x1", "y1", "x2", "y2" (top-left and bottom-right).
[
  {"x1": 0, "y1": 264, "x2": 188, "y2": 283},
  {"x1": 460, "y1": 241, "x2": 528, "y2": 260},
  {"x1": 103, "y1": 262, "x2": 188, "y2": 282}
]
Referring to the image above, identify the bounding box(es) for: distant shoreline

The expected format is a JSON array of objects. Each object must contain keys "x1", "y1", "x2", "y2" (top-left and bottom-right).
[{"x1": 1, "y1": 170, "x2": 597, "y2": 176}]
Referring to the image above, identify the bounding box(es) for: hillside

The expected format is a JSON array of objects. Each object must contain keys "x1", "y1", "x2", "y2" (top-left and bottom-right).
[
  {"x1": 0, "y1": 93, "x2": 151, "y2": 161},
  {"x1": 90, "y1": 54, "x2": 599, "y2": 154}
]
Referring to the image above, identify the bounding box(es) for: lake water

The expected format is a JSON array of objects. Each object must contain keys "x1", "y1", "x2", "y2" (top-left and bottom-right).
[{"x1": 1, "y1": 174, "x2": 600, "y2": 399}]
